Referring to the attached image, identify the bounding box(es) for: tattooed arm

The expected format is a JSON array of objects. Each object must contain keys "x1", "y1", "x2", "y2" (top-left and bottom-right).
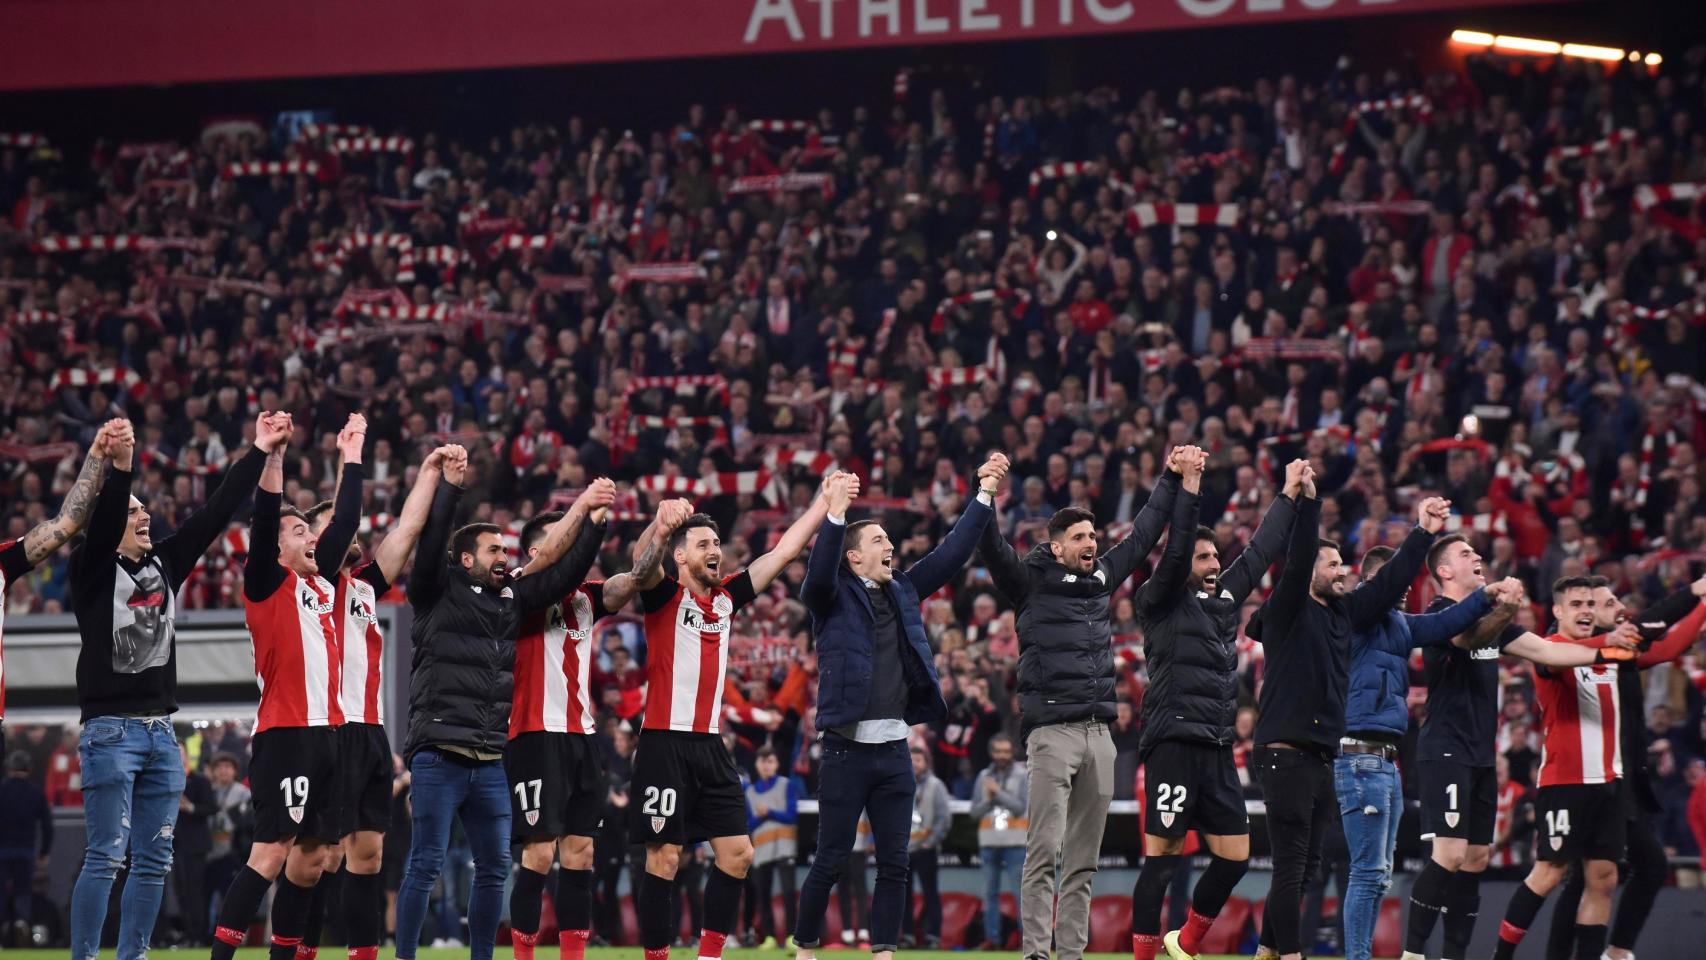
[
  {"x1": 598, "y1": 499, "x2": 689, "y2": 612},
  {"x1": 23, "y1": 423, "x2": 115, "y2": 565}
]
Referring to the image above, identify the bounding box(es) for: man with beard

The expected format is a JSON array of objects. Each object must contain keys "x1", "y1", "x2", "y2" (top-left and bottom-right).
[
  {"x1": 1129, "y1": 458, "x2": 1303, "y2": 960},
  {"x1": 1402, "y1": 537, "x2": 1643, "y2": 960},
  {"x1": 1246, "y1": 468, "x2": 1448, "y2": 960},
  {"x1": 1544, "y1": 572, "x2": 1706, "y2": 960},
  {"x1": 288, "y1": 444, "x2": 459, "y2": 960},
  {"x1": 392, "y1": 452, "x2": 612, "y2": 960},
  {"x1": 1485, "y1": 578, "x2": 1704, "y2": 960},
  {"x1": 210, "y1": 414, "x2": 366, "y2": 960},
  {"x1": 629, "y1": 475, "x2": 844, "y2": 960},
  {"x1": 974, "y1": 446, "x2": 1201, "y2": 960},
  {"x1": 71, "y1": 412, "x2": 285, "y2": 960}
]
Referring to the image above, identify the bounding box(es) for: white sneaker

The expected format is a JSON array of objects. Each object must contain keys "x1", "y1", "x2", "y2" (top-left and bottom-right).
[
  {"x1": 1162, "y1": 929, "x2": 1196, "y2": 960},
  {"x1": 841, "y1": 931, "x2": 856, "y2": 946},
  {"x1": 1399, "y1": 952, "x2": 1427, "y2": 960}
]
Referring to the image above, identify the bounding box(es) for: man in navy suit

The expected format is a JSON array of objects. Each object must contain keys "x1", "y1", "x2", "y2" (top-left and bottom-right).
[{"x1": 792, "y1": 455, "x2": 1009, "y2": 960}]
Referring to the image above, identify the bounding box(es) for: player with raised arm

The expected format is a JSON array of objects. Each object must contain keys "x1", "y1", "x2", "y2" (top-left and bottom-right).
[
  {"x1": 503, "y1": 478, "x2": 646, "y2": 960},
  {"x1": 210, "y1": 413, "x2": 364, "y2": 960},
  {"x1": 628, "y1": 478, "x2": 839, "y2": 960},
  {"x1": 1485, "y1": 577, "x2": 1698, "y2": 960},
  {"x1": 1400, "y1": 539, "x2": 1642, "y2": 960},
  {"x1": 0, "y1": 419, "x2": 119, "y2": 754},
  {"x1": 290, "y1": 442, "x2": 458, "y2": 960},
  {"x1": 1133, "y1": 454, "x2": 1302, "y2": 960}
]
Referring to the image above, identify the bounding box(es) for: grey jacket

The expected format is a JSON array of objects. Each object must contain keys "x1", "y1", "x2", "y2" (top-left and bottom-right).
[{"x1": 910, "y1": 770, "x2": 952, "y2": 852}]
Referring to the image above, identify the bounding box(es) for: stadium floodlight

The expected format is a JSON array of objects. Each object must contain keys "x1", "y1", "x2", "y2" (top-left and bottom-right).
[
  {"x1": 1645, "y1": 53, "x2": 1664, "y2": 66},
  {"x1": 1493, "y1": 35, "x2": 1562, "y2": 54},
  {"x1": 1450, "y1": 30, "x2": 1495, "y2": 47},
  {"x1": 1562, "y1": 43, "x2": 1624, "y2": 61}
]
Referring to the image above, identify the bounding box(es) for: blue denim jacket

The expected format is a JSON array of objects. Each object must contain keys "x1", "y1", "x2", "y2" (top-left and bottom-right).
[{"x1": 1344, "y1": 588, "x2": 1494, "y2": 738}]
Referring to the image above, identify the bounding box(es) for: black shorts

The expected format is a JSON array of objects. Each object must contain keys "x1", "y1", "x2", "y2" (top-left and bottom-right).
[
  {"x1": 1141, "y1": 740, "x2": 1249, "y2": 838},
  {"x1": 249, "y1": 726, "x2": 341, "y2": 843},
  {"x1": 1536, "y1": 783, "x2": 1627, "y2": 863},
  {"x1": 1418, "y1": 761, "x2": 1498, "y2": 845},
  {"x1": 335, "y1": 723, "x2": 394, "y2": 836},
  {"x1": 628, "y1": 730, "x2": 748, "y2": 845},
  {"x1": 505, "y1": 731, "x2": 607, "y2": 840}
]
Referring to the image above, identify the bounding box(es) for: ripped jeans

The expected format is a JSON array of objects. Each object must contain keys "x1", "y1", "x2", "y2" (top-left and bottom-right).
[
  {"x1": 70, "y1": 715, "x2": 186, "y2": 960},
  {"x1": 1333, "y1": 751, "x2": 1402, "y2": 960}
]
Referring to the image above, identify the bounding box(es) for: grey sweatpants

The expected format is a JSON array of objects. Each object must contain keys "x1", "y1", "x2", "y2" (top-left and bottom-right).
[{"x1": 1020, "y1": 719, "x2": 1116, "y2": 960}]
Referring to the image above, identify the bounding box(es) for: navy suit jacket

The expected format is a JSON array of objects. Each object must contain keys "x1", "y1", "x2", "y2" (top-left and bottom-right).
[{"x1": 801, "y1": 497, "x2": 994, "y2": 729}]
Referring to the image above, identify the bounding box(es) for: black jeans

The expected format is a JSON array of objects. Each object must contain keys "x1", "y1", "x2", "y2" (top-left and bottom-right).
[
  {"x1": 905, "y1": 848, "x2": 941, "y2": 940},
  {"x1": 1545, "y1": 808, "x2": 1668, "y2": 960},
  {"x1": 795, "y1": 736, "x2": 913, "y2": 952},
  {"x1": 747, "y1": 859, "x2": 796, "y2": 939},
  {"x1": 1255, "y1": 745, "x2": 1339, "y2": 957}
]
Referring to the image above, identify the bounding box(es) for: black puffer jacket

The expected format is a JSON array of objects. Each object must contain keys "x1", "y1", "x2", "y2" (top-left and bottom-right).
[
  {"x1": 404, "y1": 481, "x2": 605, "y2": 758},
  {"x1": 1135, "y1": 490, "x2": 1296, "y2": 757},
  {"x1": 980, "y1": 471, "x2": 1178, "y2": 739}
]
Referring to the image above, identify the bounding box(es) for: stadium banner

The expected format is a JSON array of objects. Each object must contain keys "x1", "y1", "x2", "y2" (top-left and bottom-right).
[{"x1": 0, "y1": 0, "x2": 1547, "y2": 91}]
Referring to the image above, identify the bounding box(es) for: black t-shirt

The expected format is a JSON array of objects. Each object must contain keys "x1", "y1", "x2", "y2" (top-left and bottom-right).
[
  {"x1": 859, "y1": 583, "x2": 908, "y2": 725},
  {"x1": 1417, "y1": 594, "x2": 1523, "y2": 767}
]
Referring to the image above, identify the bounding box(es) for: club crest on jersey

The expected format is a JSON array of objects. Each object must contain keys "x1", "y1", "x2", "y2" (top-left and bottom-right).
[
  {"x1": 1444, "y1": 812, "x2": 1460, "y2": 828},
  {"x1": 289, "y1": 805, "x2": 305, "y2": 824},
  {"x1": 1160, "y1": 811, "x2": 1175, "y2": 828},
  {"x1": 1550, "y1": 835, "x2": 1563, "y2": 851},
  {"x1": 651, "y1": 816, "x2": 666, "y2": 834},
  {"x1": 525, "y1": 810, "x2": 539, "y2": 827}
]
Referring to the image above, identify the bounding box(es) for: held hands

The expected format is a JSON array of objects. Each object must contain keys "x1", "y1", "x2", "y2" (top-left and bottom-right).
[
  {"x1": 442, "y1": 445, "x2": 469, "y2": 487},
  {"x1": 1605, "y1": 621, "x2": 1641, "y2": 652},
  {"x1": 1173, "y1": 445, "x2": 1207, "y2": 481},
  {"x1": 1417, "y1": 497, "x2": 1452, "y2": 534},
  {"x1": 1300, "y1": 461, "x2": 1317, "y2": 499},
  {"x1": 977, "y1": 452, "x2": 1011, "y2": 495},
  {"x1": 336, "y1": 414, "x2": 367, "y2": 465},
  {"x1": 574, "y1": 477, "x2": 618, "y2": 520},
  {"x1": 1486, "y1": 577, "x2": 1526, "y2": 606},
  {"x1": 823, "y1": 471, "x2": 859, "y2": 517},
  {"x1": 656, "y1": 497, "x2": 694, "y2": 532},
  {"x1": 422, "y1": 445, "x2": 456, "y2": 473},
  {"x1": 1282, "y1": 459, "x2": 1308, "y2": 499},
  {"x1": 255, "y1": 411, "x2": 293, "y2": 453}
]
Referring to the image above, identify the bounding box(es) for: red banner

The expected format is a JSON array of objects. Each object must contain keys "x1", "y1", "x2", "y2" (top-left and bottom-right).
[{"x1": 0, "y1": 0, "x2": 1544, "y2": 91}]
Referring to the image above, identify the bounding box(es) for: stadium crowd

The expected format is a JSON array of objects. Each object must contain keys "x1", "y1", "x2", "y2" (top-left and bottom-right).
[{"x1": 3, "y1": 39, "x2": 1706, "y2": 951}]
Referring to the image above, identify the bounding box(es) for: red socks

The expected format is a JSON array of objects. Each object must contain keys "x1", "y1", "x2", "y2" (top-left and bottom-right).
[
  {"x1": 559, "y1": 929, "x2": 590, "y2": 960},
  {"x1": 697, "y1": 930, "x2": 729, "y2": 959},
  {"x1": 293, "y1": 948, "x2": 318, "y2": 960},
  {"x1": 1179, "y1": 907, "x2": 1215, "y2": 955},
  {"x1": 645, "y1": 949, "x2": 671, "y2": 960},
  {"x1": 1133, "y1": 933, "x2": 1160, "y2": 960},
  {"x1": 347, "y1": 949, "x2": 378, "y2": 960},
  {"x1": 511, "y1": 929, "x2": 539, "y2": 960}
]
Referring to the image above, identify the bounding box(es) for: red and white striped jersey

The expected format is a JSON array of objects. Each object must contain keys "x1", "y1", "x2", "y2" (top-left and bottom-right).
[
  {"x1": 641, "y1": 572, "x2": 757, "y2": 734},
  {"x1": 335, "y1": 564, "x2": 390, "y2": 727},
  {"x1": 244, "y1": 570, "x2": 344, "y2": 733},
  {"x1": 511, "y1": 582, "x2": 605, "y2": 738},
  {"x1": 0, "y1": 540, "x2": 30, "y2": 720},
  {"x1": 1534, "y1": 643, "x2": 1622, "y2": 787},
  {"x1": 1490, "y1": 780, "x2": 1530, "y2": 868}
]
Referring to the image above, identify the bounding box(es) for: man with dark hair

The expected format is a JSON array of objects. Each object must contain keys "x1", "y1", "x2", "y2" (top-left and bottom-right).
[
  {"x1": 292, "y1": 444, "x2": 454, "y2": 960},
  {"x1": 1484, "y1": 578, "x2": 1704, "y2": 960},
  {"x1": 210, "y1": 413, "x2": 365, "y2": 960},
  {"x1": 1131, "y1": 455, "x2": 1301, "y2": 960},
  {"x1": 1247, "y1": 464, "x2": 1450, "y2": 960},
  {"x1": 629, "y1": 474, "x2": 842, "y2": 960},
  {"x1": 72, "y1": 412, "x2": 284, "y2": 960},
  {"x1": 793, "y1": 460, "x2": 1000, "y2": 960},
  {"x1": 392, "y1": 449, "x2": 613, "y2": 960},
  {"x1": 1401, "y1": 539, "x2": 1644, "y2": 960},
  {"x1": 503, "y1": 486, "x2": 684, "y2": 960},
  {"x1": 976, "y1": 445, "x2": 1198, "y2": 960},
  {"x1": 1332, "y1": 544, "x2": 1516, "y2": 960},
  {"x1": 1543, "y1": 572, "x2": 1706, "y2": 960}
]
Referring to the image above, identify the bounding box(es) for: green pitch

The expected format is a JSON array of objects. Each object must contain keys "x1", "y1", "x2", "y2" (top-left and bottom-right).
[{"x1": 0, "y1": 951, "x2": 1330, "y2": 960}]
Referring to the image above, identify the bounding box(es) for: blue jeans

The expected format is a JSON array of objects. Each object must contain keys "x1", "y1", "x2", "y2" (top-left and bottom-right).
[
  {"x1": 794, "y1": 737, "x2": 913, "y2": 952},
  {"x1": 70, "y1": 716, "x2": 186, "y2": 960},
  {"x1": 394, "y1": 749, "x2": 512, "y2": 960},
  {"x1": 1334, "y1": 752, "x2": 1401, "y2": 960},
  {"x1": 980, "y1": 845, "x2": 1023, "y2": 945}
]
